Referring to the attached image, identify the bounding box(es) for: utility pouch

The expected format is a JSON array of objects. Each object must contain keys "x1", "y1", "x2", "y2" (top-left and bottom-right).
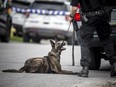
[
  {"x1": 103, "y1": 7, "x2": 112, "y2": 14},
  {"x1": 80, "y1": 13, "x2": 88, "y2": 23},
  {"x1": 103, "y1": 7, "x2": 112, "y2": 21}
]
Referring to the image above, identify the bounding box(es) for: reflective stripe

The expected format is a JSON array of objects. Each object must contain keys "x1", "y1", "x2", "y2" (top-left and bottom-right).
[
  {"x1": 12, "y1": 7, "x2": 69, "y2": 15},
  {"x1": 12, "y1": 7, "x2": 26, "y2": 13}
]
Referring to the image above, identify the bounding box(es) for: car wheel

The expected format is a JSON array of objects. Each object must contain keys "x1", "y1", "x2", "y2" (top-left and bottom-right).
[
  {"x1": 1, "y1": 31, "x2": 10, "y2": 42},
  {"x1": 89, "y1": 47, "x2": 101, "y2": 70},
  {"x1": 67, "y1": 37, "x2": 72, "y2": 45},
  {"x1": 7, "y1": 14, "x2": 12, "y2": 34},
  {"x1": 1, "y1": 24, "x2": 11, "y2": 43},
  {"x1": 32, "y1": 37, "x2": 41, "y2": 43},
  {"x1": 67, "y1": 37, "x2": 79, "y2": 45},
  {"x1": 1, "y1": 14, "x2": 11, "y2": 43},
  {"x1": 23, "y1": 33, "x2": 30, "y2": 42}
]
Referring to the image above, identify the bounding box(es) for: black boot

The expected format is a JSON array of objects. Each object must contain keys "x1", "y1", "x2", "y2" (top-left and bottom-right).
[
  {"x1": 77, "y1": 66, "x2": 89, "y2": 77},
  {"x1": 111, "y1": 63, "x2": 116, "y2": 77}
]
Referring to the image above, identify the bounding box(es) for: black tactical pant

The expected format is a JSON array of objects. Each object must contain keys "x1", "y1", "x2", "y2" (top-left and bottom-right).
[{"x1": 77, "y1": 15, "x2": 116, "y2": 67}]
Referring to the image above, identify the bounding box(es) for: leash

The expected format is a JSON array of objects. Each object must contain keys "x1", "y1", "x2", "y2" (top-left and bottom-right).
[
  {"x1": 61, "y1": 20, "x2": 78, "y2": 66},
  {"x1": 72, "y1": 20, "x2": 79, "y2": 66},
  {"x1": 60, "y1": 22, "x2": 71, "y2": 52},
  {"x1": 61, "y1": 22, "x2": 71, "y2": 45}
]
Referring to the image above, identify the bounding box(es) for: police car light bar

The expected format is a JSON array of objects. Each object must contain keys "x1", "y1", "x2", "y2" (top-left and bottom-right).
[{"x1": 12, "y1": 7, "x2": 70, "y2": 15}]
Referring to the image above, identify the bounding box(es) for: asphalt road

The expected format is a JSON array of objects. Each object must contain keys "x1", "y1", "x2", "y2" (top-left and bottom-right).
[{"x1": 0, "y1": 42, "x2": 116, "y2": 87}]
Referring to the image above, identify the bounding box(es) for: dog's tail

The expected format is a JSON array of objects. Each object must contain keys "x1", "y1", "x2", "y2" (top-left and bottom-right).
[
  {"x1": 2, "y1": 67, "x2": 25, "y2": 73},
  {"x1": 2, "y1": 69, "x2": 20, "y2": 72}
]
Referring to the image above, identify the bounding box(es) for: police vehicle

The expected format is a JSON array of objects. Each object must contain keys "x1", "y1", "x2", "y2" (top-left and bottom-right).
[
  {"x1": 0, "y1": 0, "x2": 12, "y2": 42},
  {"x1": 11, "y1": 0, "x2": 32, "y2": 36},
  {"x1": 22, "y1": 0, "x2": 74, "y2": 44}
]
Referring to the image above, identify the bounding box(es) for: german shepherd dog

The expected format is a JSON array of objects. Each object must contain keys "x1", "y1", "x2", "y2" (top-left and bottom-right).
[{"x1": 2, "y1": 40, "x2": 77, "y2": 74}]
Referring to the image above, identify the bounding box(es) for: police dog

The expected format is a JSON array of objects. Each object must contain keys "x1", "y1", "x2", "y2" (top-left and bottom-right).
[{"x1": 2, "y1": 40, "x2": 76, "y2": 74}]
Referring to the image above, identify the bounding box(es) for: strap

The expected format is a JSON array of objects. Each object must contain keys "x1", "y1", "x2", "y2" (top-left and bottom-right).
[{"x1": 72, "y1": 20, "x2": 79, "y2": 66}]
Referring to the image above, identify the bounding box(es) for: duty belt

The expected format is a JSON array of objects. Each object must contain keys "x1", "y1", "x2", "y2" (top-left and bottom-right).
[{"x1": 82, "y1": 10, "x2": 105, "y2": 17}]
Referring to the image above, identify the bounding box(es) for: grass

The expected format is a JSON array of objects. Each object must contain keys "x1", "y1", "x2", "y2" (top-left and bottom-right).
[
  {"x1": 10, "y1": 27, "x2": 23, "y2": 42},
  {"x1": 10, "y1": 36, "x2": 23, "y2": 42}
]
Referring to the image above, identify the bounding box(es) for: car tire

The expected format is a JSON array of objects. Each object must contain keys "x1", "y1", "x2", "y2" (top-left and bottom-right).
[
  {"x1": 32, "y1": 37, "x2": 41, "y2": 43},
  {"x1": 1, "y1": 16, "x2": 11, "y2": 43},
  {"x1": 7, "y1": 15, "x2": 12, "y2": 36},
  {"x1": 1, "y1": 30, "x2": 10, "y2": 42},
  {"x1": 67, "y1": 37, "x2": 72, "y2": 45},
  {"x1": 89, "y1": 47, "x2": 101, "y2": 70},
  {"x1": 67, "y1": 37, "x2": 79, "y2": 45},
  {"x1": 0, "y1": 10, "x2": 12, "y2": 43},
  {"x1": 23, "y1": 33, "x2": 30, "y2": 42}
]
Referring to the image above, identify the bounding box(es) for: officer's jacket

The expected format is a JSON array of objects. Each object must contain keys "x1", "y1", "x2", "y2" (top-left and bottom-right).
[{"x1": 71, "y1": 0, "x2": 105, "y2": 12}]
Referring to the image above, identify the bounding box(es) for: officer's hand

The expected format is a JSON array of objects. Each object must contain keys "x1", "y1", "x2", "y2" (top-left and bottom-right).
[{"x1": 65, "y1": 15, "x2": 73, "y2": 22}]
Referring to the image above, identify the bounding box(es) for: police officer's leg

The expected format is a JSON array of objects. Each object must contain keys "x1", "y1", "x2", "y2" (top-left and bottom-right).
[
  {"x1": 77, "y1": 25, "x2": 95, "y2": 77},
  {"x1": 96, "y1": 16, "x2": 116, "y2": 77}
]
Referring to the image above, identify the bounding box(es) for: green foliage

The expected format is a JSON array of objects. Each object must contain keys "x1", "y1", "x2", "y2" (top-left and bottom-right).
[{"x1": 10, "y1": 36, "x2": 23, "y2": 42}]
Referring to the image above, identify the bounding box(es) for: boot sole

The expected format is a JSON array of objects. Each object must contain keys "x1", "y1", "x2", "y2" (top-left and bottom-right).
[
  {"x1": 111, "y1": 71, "x2": 116, "y2": 77},
  {"x1": 77, "y1": 73, "x2": 88, "y2": 77}
]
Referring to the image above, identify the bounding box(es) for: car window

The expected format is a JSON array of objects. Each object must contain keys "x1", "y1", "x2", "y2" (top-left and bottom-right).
[
  {"x1": 12, "y1": 1, "x2": 31, "y2": 9},
  {"x1": 14, "y1": 0, "x2": 34, "y2": 3},
  {"x1": 31, "y1": 1, "x2": 68, "y2": 11}
]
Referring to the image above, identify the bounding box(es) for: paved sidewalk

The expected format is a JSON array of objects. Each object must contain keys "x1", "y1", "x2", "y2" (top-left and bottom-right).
[{"x1": 0, "y1": 43, "x2": 116, "y2": 87}]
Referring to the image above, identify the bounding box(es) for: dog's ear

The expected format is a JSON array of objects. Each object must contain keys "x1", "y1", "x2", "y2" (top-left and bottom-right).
[{"x1": 50, "y1": 40, "x2": 55, "y2": 48}]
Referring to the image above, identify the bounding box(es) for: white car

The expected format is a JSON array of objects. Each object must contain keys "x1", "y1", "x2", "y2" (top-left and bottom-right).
[
  {"x1": 11, "y1": 0, "x2": 31, "y2": 36},
  {"x1": 23, "y1": 0, "x2": 74, "y2": 45}
]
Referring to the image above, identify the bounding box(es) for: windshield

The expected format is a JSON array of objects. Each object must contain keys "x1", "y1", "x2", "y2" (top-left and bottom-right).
[
  {"x1": 12, "y1": 1, "x2": 30, "y2": 9},
  {"x1": 31, "y1": 1, "x2": 68, "y2": 11},
  {"x1": 14, "y1": 0, "x2": 34, "y2": 2}
]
